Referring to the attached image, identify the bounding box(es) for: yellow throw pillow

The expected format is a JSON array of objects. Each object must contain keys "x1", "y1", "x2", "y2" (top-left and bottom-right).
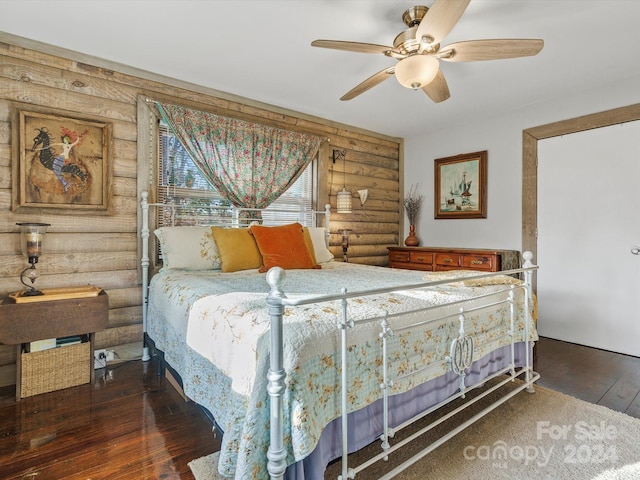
[
  {"x1": 250, "y1": 222, "x2": 320, "y2": 273},
  {"x1": 211, "y1": 227, "x2": 262, "y2": 273}
]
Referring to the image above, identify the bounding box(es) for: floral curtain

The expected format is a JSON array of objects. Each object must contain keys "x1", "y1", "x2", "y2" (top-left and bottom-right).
[{"x1": 156, "y1": 102, "x2": 323, "y2": 209}]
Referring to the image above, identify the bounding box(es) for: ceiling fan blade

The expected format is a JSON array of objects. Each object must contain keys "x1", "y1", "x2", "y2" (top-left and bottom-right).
[
  {"x1": 422, "y1": 70, "x2": 450, "y2": 103},
  {"x1": 415, "y1": 0, "x2": 471, "y2": 46},
  {"x1": 340, "y1": 67, "x2": 395, "y2": 101},
  {"x1": 311, "y1": 39, "x2": 395, "y2": 55},
  {"x1": 439, "y1": 39, "x2": 544, "y2": 62}
]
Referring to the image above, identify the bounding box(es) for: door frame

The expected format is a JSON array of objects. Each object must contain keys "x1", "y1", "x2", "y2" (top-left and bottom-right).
[{"x1": 522, "y1": 103, "x2": 640, "y2": 289}]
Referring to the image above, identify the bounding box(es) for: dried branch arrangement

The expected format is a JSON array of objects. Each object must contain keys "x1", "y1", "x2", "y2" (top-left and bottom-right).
[{"x1": 403, "y1": 184, "x2": 423, "y2": 225}]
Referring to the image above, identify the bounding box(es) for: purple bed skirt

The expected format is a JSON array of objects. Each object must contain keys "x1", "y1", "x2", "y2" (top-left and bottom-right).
[{"x1": 284, "y1": 342, "x2": 533, "y2": 480}]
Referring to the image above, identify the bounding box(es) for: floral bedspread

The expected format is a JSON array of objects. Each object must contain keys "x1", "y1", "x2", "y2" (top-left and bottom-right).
[{"x1": 146, "y1": 262, "x2": 537, "y2": 479}]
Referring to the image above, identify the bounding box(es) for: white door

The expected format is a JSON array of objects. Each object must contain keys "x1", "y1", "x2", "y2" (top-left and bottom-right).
[{"x1": 537, "y1": 121, "x2": 640, "y2": 356}]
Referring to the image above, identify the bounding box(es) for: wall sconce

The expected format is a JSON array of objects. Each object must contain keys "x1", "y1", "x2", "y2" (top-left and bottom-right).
[
  {"x1": 17, "y1": 222, "x2": 50, "y2": 296},
  {"x1": 357, "y1": 189, "x2": 368, "y2": 206},
  {"x1": 341, "y1": 229, "x2": 351, "y2": 263},
  {"x1": 333, "y1": 149, "x2": 352, "y2": 214}
]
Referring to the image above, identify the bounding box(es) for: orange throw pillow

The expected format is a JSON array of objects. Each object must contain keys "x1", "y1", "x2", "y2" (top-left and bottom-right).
[{"x1": 250, "y1": 222, "x2": 320, "y2": 273}]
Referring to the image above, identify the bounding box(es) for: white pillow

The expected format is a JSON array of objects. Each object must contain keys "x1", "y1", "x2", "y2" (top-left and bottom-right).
[
  {"x1": 154, "y1": 226, "x2": 221, "y2": 270},
  {"x1": 306, "y1": 227, "x2": 334, "y2": 263}
]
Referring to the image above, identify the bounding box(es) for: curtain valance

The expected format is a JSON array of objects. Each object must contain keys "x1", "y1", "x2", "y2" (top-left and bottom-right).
[{"x1": 156, "y1": 102, "x2": 323, "y2": 209}]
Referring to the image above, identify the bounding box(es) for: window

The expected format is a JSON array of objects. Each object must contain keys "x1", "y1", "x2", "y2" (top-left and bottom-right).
[{"x1": 156, "y1": 123, "x2": 315, "y2": 226}]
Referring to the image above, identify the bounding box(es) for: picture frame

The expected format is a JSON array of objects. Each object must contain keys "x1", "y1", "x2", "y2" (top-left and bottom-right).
[
  {"x1": 434, "y1": 150, "x2": 487, "y2": 219},
  {"x1": 12, "y1": 107, "x2": 112, "y2": 212}
]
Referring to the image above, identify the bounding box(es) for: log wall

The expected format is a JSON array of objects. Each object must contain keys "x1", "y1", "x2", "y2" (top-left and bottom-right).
[{"x1": 0, "y1": 34, "x2": 402, "y2": 386}]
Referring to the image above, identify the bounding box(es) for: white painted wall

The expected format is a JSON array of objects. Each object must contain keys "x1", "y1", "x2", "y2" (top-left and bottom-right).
[{"x1": 403, "y1": 74, "x2": 640, "y2": 251}]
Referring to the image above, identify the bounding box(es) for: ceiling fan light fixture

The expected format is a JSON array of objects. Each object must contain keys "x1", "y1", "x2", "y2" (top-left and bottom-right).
[
  {"x1": 313, "y1": 1, "x2": 543, "y2": 102},
  {"x1": 395, "y1": 55, "x2": 439, "y2": 89}
]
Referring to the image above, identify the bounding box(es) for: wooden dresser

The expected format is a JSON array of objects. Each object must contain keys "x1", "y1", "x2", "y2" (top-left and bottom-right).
[{"x1": 388, "y1": 246, "x2": 520, "y2": 272}]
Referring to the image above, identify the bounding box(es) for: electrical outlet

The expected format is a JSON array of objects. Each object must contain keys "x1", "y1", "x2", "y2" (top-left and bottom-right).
[{"x1": 94, "y1": 349, "x2": 107, "y2": 369}]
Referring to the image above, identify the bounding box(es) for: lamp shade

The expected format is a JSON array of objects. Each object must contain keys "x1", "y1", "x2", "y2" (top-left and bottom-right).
[
  {"x1": 336, "y1": 188, "x2": 353, "y2": 214},
  {"x1": 17, "y1": 222, "x2": 50, "y2": 262},
  {"x1": 395, "y1": 55, "x2": 439, "y2": 89}
]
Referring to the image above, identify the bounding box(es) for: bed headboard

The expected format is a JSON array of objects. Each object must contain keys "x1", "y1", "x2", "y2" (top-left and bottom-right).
[{"x1": 139, "y1": 190, "x2": 331, "y2": 360}]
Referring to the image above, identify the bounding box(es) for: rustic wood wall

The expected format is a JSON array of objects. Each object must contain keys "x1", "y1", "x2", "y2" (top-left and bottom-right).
[{"x1": 0, "y1": 34, "x2": 402, "y2": 387}]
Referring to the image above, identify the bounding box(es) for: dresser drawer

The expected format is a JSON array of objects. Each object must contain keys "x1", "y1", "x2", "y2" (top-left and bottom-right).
[
  {"x1": 461, "y1": 254, "x2": 496, "y2": 271},
  {"x1": 389, "y1": 251, "x2": 410, "y2": 263},
  {"x1": 435, "y1": 253, "x2": 461, "y2": 268},
  {"x1": 409, "y1": 252, "x2": 433, "y2": 265}
]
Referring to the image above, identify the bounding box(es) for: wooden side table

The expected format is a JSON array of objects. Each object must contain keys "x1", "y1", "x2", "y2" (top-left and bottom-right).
[{"x1": 0, "y1": 290, "x2": 109, "y2": 400}]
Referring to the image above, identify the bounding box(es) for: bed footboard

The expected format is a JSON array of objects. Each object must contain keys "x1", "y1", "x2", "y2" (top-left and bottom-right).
[{"x1": 265, "y1": 253, "x2": 538, "y2": 480}]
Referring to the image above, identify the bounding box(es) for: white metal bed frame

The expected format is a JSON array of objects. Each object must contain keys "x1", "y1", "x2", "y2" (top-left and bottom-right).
[
  {"x1": 139, "y1": 191, "x2": 539, "y2": 480},
  {"x1": 264, "y1": 257, "x2": 538, "y2": 480}
]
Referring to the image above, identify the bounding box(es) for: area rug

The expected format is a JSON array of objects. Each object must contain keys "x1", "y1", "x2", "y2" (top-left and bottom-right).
[{"x1": 190, "y1": 384, "x2": 640, "y2": 479}]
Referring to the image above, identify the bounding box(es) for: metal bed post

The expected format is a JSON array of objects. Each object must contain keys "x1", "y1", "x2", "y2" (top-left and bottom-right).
[
  {"x1": 509, "y1": 287, "x2": 517, "y2": 377},
  {"x1": 338, "y1": 288, "x2": 355, "y2": 480},
  {"x1": 324, "y1": 203, "x2": 331, "y2": 247},
  {"x1": 266, "y1": 267, "x2": 288, "y2": 480},
  {"x1": 522, "y1": 251, "x2": 535, "y2": 392},
  {"x1": 379, "y1": 312, "x2": 393, "y2": 462},
  {"x1": 140, "y1": 191, "x2": 151, "y2": 362}
]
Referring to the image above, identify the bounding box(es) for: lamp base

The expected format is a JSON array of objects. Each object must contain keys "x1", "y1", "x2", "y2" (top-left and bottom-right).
[
  {"x1": 21, "y1": 289, "x2": 44, "y2": 297},
  {"x1": 20, "y1": 264, "x2": 42, "y2": 296}
]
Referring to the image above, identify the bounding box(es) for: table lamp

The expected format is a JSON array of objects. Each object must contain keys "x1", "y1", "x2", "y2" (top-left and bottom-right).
[
  {"x1": 17, "y1": 222, "x2": 50, "y2": 296},
  {"x1": 341, "y1": 229, "x2": 351, "y2": 263}
]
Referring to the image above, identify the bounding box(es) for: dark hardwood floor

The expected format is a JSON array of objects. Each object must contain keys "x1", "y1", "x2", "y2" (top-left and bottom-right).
[
  {"x1": 0, "y1": 359, "x2": 219, "y2": 479},
  {"x1": 0, "y1": 337, "x2": 638, "y2": 479},
  {"x1": 536, "y1": 337, "x2": 640, "y2": 418}
]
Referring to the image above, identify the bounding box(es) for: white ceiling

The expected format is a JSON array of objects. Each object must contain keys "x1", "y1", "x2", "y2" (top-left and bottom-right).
[{"x1": 2, "y1": 0, "x2": 640, "y2": 139}]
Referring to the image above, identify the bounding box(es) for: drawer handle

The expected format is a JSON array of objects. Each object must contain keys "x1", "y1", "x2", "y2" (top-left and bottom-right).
[
  {"x1": 443, "y1": 258, "x2": 452, "y2": 263},
  {"x1": 416, "y1": 256, "x2": 425, "y2": 261},
  {"x1": 470, "y1": 260, "x2": 484, "y2": 265}
]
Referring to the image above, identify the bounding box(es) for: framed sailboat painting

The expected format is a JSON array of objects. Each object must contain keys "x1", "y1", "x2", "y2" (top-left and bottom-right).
[{"x1": 434, "y1": 150, "x2": 487, "y2": 219}]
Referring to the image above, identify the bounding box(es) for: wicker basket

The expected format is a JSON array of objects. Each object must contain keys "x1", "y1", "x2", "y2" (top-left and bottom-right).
[{"x1": 20, "y1": 342, "x2": 91, "y2": 398}]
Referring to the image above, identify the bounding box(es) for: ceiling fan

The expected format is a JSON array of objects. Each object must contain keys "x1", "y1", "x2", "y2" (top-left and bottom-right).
[{"x1": 311, "y1": 0, "x2": 543, "y2": 103}]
